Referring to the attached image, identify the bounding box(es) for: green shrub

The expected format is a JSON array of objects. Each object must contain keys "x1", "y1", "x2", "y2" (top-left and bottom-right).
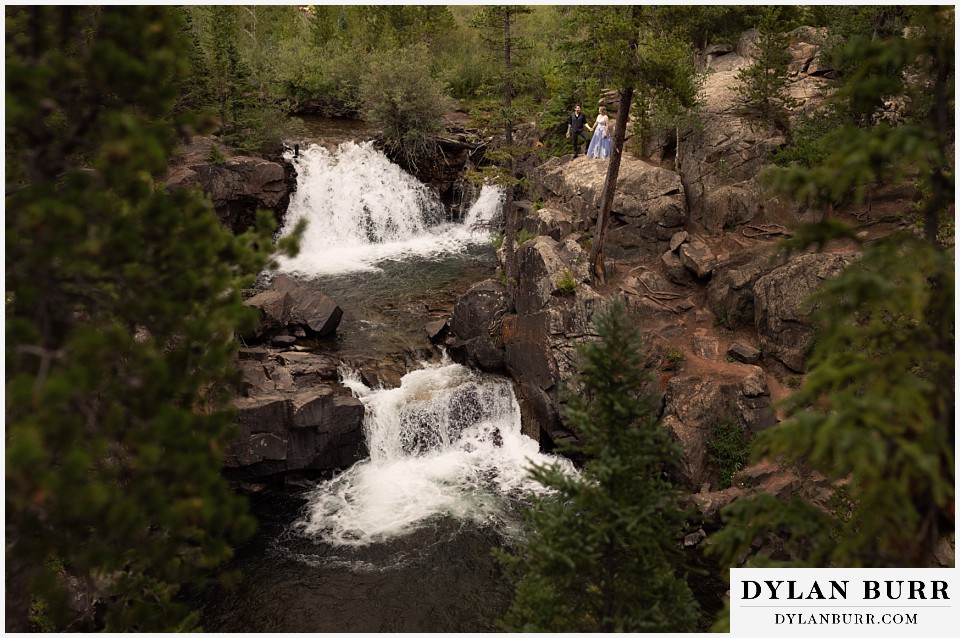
[
  {"x1": 359, "y1": 44, "x2": 453, "y2": 167},
  {"x1": 706, "y1": 416, "x2": 753, "y2": 489},
  {"x1": 208, "y1": 144, "x2": 227, "y2": 165},
  {"x1": 491, "y1": 232, "x2": 505, "y2": 250},
  {"x1": 500, "y1": 300, "x2": 701, "y2": 632},
  {"x1": 665, "y1": 349, "x2": 686, "y2": 365},
  {"x1": 516, "y1": 229, "x2": 536, "y2": 245},
  {"x1": 556, "y1": 269, "x2": 577, "y2": 296}
]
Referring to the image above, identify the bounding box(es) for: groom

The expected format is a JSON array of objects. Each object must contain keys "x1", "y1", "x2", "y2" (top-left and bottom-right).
[{"x1": 565, "y1": 104, "x2": 588, "y2": 157}]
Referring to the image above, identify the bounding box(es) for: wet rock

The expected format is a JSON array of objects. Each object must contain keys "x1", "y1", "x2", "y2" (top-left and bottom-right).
[
  {"x1": 291, "y1": 387, "x2": 336, "y2": 429},
  {"x1": 271, "y1": 335, "x2": 297, "y2": 348},
  {"x1": 424, "y1": 319, "x2": 448, "y2": 342},
  {"x1": 448, "y1": 278, "x2": 509, "y2": 373},
  {"x1": 236, "y1": 394, "x2": 292, "y2": 436},
  {"x1": 224, "y1": 354, "x2": 366, "y2": 480},
  {"x1": 276, "y1": 351, "x2": 340, "y2": 385},
  {"x1": 268, "y1": 275, "x2": 343, "y2": 337},
  {"x1": 245, "y1": 290, "x2": 293, "y2": 336},
  {"x1": 239, "y1": 346, "x2": 270, "y2": 361}
]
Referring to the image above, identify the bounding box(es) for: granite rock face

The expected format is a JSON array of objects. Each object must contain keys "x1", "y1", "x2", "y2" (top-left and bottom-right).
[
  {"x1": 224, "y1": 353, "x2": 366, "y2": 480},
  {"x1": 166, "y1": 136, "x2": 294, "y2": 234},
  {"x1": 753, "y1": 252, "x2": 857, "y2": 372}
]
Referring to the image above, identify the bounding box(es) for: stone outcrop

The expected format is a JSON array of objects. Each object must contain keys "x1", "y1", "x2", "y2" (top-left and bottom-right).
[
  {"x1": 662, "y1": 363, "x2": 776, "y2": 489},
  {"x1": 678, "y1": 27, "x2": 835, "y2": 232},
  {"x1": 449, "y1": 236, "x2": 606, "y2": 444},
  {"x1": 244, "y1": 275, "x2": 343, "y2": 344},
  {"x1": 447, "y1": 279, "x2": 510, "y2": 373},
  {"x1": 706, "y1": 244, "x2": 789, "y2": 329},
  {"x1": 521, "y1": 207, "x2": 576, "y2": 241},
  {"x1": 166, "y1": 136, "x2": 294, "y2": 235},
  {"x1": 754, "y1": 252, "x2": 857, "y2": 371},
  {"x1": 536, "y1": 154, "x2": 686, "y2": 260},
  {"x1": 224, "y1": 351, "x2": 365, "y2": 480}
]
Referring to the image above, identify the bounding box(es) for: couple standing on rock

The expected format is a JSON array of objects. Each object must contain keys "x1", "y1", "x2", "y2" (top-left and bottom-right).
[{"x1": 565, "y1": 103, "x2": 613, "y2": 159}]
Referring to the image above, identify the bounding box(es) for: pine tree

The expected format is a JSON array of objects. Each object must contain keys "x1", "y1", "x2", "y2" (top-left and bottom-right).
[
  {"x1": 5, "y1": 6, "x2": 292, "y2": 630},
  {"x1": 501, "y1": 300, "x2": 701, "y2": 632},
  {"x1": 710, "y1": 6, "x2": 954, "y2": 571},
  {"x1": 470, "y1": 5, "x2": 533, "y2": 306},
  {"x1": 734, "y1": 6, "x2": 801, "y2": 138}
]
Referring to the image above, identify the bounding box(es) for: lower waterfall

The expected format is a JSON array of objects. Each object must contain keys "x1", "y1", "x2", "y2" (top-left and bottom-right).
[{"x1": 298, "y1": 358, "x2": 573, "y2": 549}]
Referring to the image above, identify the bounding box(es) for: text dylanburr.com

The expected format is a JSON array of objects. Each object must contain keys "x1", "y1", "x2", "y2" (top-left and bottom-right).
[{"x1": 730, "y1": 568, "x2": 958, "y2": 636}]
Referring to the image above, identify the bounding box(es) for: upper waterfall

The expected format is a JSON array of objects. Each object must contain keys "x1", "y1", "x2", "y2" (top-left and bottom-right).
[{"x1": 274, "y1": 141, "x2": 503, "y2": 277}]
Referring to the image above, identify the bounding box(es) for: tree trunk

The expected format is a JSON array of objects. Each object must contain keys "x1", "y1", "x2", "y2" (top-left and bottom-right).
[
  {"x1": 502, "y1": 8, "x2": 518, "y2": 306},
  {"x1": 589, "y1": 86, "x2": 634, "y2": 285}
]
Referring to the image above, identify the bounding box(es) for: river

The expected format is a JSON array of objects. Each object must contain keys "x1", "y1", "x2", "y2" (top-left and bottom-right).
[{"x1": 201, "y1": 135, "x2": 574, "y2": 632}]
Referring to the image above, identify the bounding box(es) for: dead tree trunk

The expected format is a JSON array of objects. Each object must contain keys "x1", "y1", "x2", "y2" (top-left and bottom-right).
[{"x1": 589, "y1": 86, "x2": 634, "y2": 285}]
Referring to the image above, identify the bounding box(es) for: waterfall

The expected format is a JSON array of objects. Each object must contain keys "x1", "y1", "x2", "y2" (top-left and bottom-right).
[
  {"x1": 298, "y1": 358, "x2": 573, "y2": 547},
  {"x1": 275, "y1": 141, "x2": 503, "y2": 277}
]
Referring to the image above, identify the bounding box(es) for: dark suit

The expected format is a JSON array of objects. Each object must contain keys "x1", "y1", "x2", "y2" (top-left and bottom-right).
[{"x1": 568, "y1": 112, "x2": 588, "y2": 156}]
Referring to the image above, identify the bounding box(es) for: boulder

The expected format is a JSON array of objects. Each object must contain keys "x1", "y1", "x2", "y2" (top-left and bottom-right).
[
  {"x1": 692, "y1": 329, "x2": 721, "y2": 361},
  {"x1": 728, "y1": 341, "x2": 761, "y2": 365},
  {"x1": 271, "y1": 335, "x2": 297, "y2": 348},
  {"x1": 753, "y1": 252, "x2": 857, "y2": 371},
  {"x1": 424, "y1": 319, "x2": 448, "y2": 342},
  {"x1": 678, "y1": 238, "x2": 717, "y2": 278},
  {"x1": 661, "y1": 249, "x2": 694, "y2": 286},
  {"x1": 244, "y1": 290, "x2": 292, "y2": 336},
  {"x1": 448, "y1": 279, "x2": 509, "y2": 373},
  {"x1": 268, "y1": 275, "x2": 343, "y2": 337},
  {"x1": 536, "y1": 154, "x2": 686, "y2": 258},
  {"x1": 669, "y1": 230, "x2": 689, "y2": 252},
  {"x1": 707, "y1": 245, "x2": 788, "y2": 329},
  {"x1": 520, "y1": 207, "x2": 576, "y2": 241}
]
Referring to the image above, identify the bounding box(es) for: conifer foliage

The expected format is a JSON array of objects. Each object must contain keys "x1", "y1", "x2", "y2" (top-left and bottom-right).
[
  {"x1": 734, "y1": 6, "x2": 801, "y2": 137},
  {"x1": 5, "y1": 6, "x2": 286, "y2": 631},
  {"x1": 711, "y1": 6, "x2": 954, "y2": 570},
  {"x1": 501, "y1": 300, "x2": 700, "y2": 632}
]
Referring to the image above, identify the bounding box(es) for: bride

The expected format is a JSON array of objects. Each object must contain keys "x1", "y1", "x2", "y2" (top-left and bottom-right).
[{"x1": 586, "y1": 106, "x2": 612, "y2": 159}]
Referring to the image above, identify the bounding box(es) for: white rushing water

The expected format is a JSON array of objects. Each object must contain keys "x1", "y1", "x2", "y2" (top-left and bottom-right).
[
  {"x1": 299, "y1": 358, "x2": 574, "y2": 547},
  {"x1": 275, "y1": 142, "x2": 503, "y2": 277}
]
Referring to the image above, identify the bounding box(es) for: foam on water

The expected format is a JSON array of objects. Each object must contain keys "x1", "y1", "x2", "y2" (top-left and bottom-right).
[
  {"x1": 275, "y1": 142, "x2": 503, "y2": 276},
  {"x1": 298, "y1": 358, "x2": 573, "y2": 547}
]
